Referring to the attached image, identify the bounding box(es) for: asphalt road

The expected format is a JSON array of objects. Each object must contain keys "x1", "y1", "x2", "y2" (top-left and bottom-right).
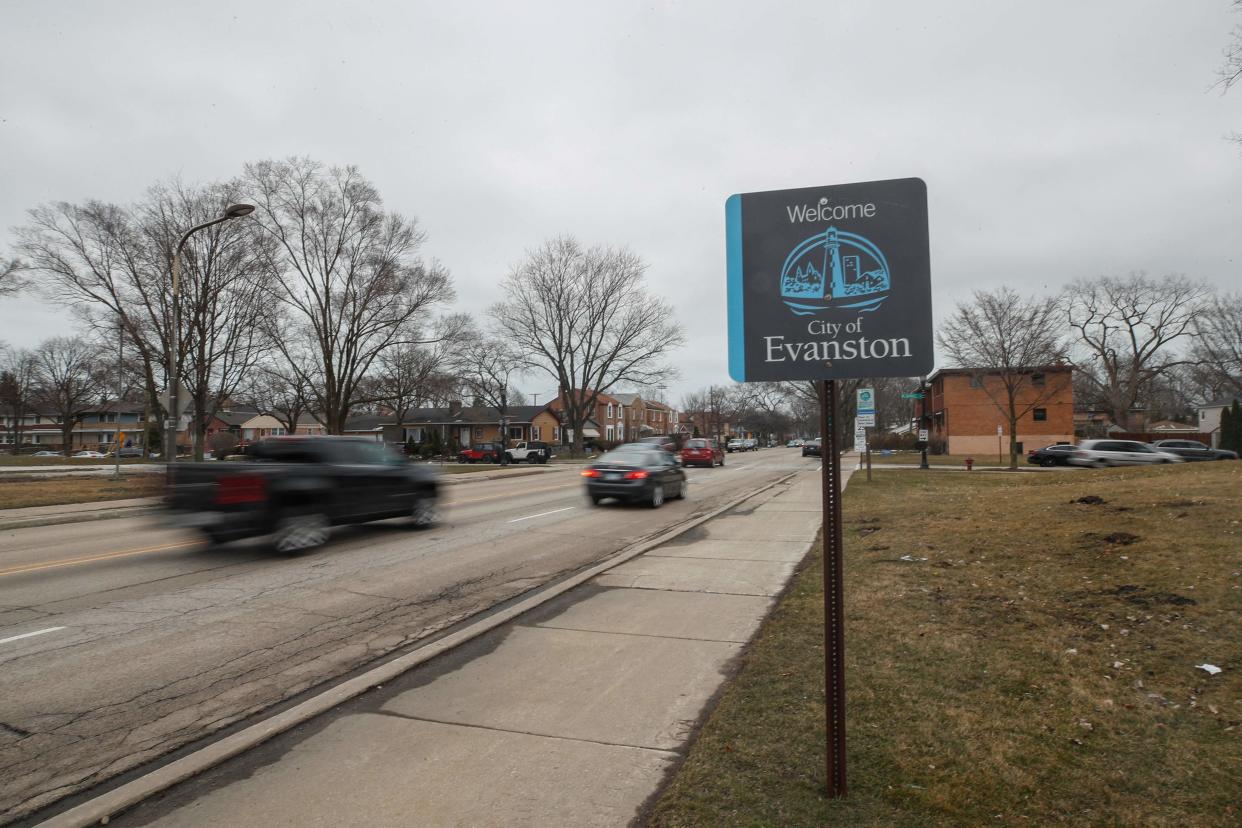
[{"x1": 0, "y1": 450, "x2": 810, "y2": 825}]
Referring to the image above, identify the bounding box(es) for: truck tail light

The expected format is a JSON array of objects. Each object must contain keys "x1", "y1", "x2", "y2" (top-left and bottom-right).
[{"x1": 214, "y1": 475, "x2": 267, "y2": 505}]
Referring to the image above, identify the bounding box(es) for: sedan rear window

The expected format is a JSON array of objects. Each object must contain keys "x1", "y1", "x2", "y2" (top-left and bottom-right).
[{"x1": 687, "y1": 439, "x2": 709, "y2": 448}]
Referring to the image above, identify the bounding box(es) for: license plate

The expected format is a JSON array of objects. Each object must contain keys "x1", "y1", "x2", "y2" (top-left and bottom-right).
[{"x1": 606, "y1": 472, "x2": 620, "y2": 480}]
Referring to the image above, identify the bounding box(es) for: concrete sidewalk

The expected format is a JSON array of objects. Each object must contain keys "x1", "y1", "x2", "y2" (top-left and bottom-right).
[{"x1": 110, "y1": 464, "x2": 848, "y2": 827}]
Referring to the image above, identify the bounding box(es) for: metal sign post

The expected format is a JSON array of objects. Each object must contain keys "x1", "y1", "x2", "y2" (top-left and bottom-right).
[
  {"x1": 818, "y1": 380, "x2": 847, "y2": 796},
  {"x1": 726, "y1": 178, "x2": 932, "y2": 799}
]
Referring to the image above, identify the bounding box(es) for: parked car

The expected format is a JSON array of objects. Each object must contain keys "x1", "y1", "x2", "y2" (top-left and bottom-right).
[
  {"x1": 741, "y1": 438, "x2": 758, "y2": 451},
  {"x1": 802, "y1": 438, "x2": 822, "y2": 457},
  {"x1": 1026, "y1": 443, "x2": 1077, "y2": 466},
  {"x1": 163, "y1": 436, "x2": 439, "y2": 551},
  {"x1": 726, "y1": 439, "x2": 743, "y2": 453},
  {"x1": 581, "y1": 443, "x2": 686, "y2": 507},
  {"x1": 504, "y1": 440, "x2": 551, "y2": 464},
  {"x1": 457, "y1": 442, "x2": 503, "y2": 464},
  {"x1": 786, "y1": 439, "x2": 804, "y2": 448},
  {"x1": 107, "y1": 447, "x2": 145, "y2": 458},
  {"x1": 1068, "y1": 439, "x2": 1183, "y2": 468},
  {"x1": 1150, "y1": 439, "x2": 1239, "y2": 461},
  {"x1": 680, "y1": 437, "x2": 724, "y2": 468},
  {"x1": 72, "y1": 450, "x2": 107, "y2": 458},
  {"x1": 31, "y1": 450, "x2": 61, "y2": 457}
]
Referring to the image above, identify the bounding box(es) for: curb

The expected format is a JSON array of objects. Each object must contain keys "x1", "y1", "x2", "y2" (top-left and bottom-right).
[{"x1": 35, "y1": 468, "x2": 809, "y2": 828}]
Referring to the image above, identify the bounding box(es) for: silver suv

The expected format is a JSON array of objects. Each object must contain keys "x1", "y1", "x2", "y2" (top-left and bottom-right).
[{"x1": 1069, "y1": 439, "x2": 1183, "y2": 468}]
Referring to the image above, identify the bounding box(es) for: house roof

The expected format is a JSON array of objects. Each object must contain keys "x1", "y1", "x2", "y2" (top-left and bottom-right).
[
  {"x1": 397, "y1": 405, "x2": 548, "y2": 426},
  {"x1": 612, "y1": 393, "x2": 642, "y2": 406},
  {"x1": 1198, "y1": 398, "x2": 1240, "y2": 410},
  {"x1": 343, "y1": 414, "x2": 388, "y2": 432},
  {"x1": 925, "y1": 365, "x2": 1072, "y2": 383}
]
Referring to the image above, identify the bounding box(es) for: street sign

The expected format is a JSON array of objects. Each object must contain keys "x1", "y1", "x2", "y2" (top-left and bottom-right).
[
  {"x1": 900, "y1": 392, "x2": 924, "y2": 399},
  {"x1": 853, "y1": 424, "x2": 867, "y2": 453},
  {"x1": 725, "y1": 178, "x2": 933, "y2": 382},
  {"x1": 997, "y1": 424, "x2": 1003, "y2": 436},
  {"x1": 856, "y1": 411, "x2": 876, "y2": 427},
  {"x1": 918, "y1": 428, "x2": 929, "y2": 442},
  {"x1": 856, "y1": 387, "x2": 875, "y2": 414}
]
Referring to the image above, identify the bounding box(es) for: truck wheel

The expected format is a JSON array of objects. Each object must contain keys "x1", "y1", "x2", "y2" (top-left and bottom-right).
[
  {"x1": 272, "y1": 508, "x2": 329, "y2": 553},
  {"x1": 411, "y1": 496, "x2": 437, "y2": 529}
]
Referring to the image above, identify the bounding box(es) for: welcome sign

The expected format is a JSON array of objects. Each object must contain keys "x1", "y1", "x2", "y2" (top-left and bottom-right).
[{"x1": 726, "y1": 178, "x2": 933, "y2": 381}]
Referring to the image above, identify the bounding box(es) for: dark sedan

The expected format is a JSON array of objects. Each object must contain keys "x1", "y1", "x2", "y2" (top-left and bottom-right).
[
  {"x1": 802, "y1": 438, "x2": 822, "y2": 457},
  {"x1": 1027, "y1": 443, "x2": 1077, "y2": 466},
  {"x1": 582, "y1": 444, "x2": 687, "y2": 507},
  {"x1": 1151, "y1": 439, "x2": 1238, "y2": 461}
]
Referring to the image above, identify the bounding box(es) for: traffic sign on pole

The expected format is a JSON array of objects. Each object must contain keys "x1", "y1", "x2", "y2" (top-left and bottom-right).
[{"x1": 725, "y1": 177, "x2": 934, "y2": 800}]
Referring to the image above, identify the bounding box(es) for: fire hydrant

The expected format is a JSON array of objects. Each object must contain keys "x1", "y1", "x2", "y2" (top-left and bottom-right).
[{"x1": 965, "y1": 457, "x2": 974, "y2": 471}]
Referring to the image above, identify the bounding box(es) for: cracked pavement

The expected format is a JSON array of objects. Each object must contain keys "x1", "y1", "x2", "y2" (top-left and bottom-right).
[{"x1": 0, "y1": 454, "x2": 805, "y2": 824}]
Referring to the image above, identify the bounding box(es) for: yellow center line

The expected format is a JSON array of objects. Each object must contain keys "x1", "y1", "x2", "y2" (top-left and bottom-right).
[{"x1": 0, "y1": 540, "x2": 201, "y2": 578}]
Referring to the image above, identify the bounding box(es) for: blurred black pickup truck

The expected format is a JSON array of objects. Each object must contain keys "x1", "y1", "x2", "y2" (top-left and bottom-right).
[{"x1": 164, "y1": 437, "x2": 439, "y2": 552}]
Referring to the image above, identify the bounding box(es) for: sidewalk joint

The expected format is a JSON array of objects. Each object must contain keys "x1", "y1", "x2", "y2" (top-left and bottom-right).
[{"x1": 368, "y1": 710, "x2": 681, "y2": 755}]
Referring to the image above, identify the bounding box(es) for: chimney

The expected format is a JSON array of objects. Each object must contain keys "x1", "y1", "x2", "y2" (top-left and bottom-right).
[{"x1": 449, "y1": 400, "x2": 462, "y2": 417}]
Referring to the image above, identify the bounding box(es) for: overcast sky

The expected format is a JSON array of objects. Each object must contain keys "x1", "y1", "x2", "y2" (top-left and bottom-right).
[{"x1": 1, "y1": 1, "x2": 1239, "y2": 405}]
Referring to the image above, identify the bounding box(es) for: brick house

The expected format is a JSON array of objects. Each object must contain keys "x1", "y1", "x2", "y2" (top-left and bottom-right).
[
  {"x1": 548, "y1": 390, "x2": 625, "y2": 444},
  {"x1": 913, "y1": 366, "x2": 1074, "y2": 455},
  {"x1": 0, "y1": 401, "x2": 146, "y2": 452}
]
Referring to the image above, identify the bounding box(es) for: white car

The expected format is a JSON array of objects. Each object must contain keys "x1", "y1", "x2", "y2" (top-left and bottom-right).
[
  {"x1": 72, "y1": 450, "x2": 107, "y2": 458},
  {"x1": 1068, "y1": 439, "x2": 1183, "y2": 468}
]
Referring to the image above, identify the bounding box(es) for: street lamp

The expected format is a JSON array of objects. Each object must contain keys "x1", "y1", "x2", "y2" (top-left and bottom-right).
[{"x1": 164, "y1": 204, "x2": 255, "y2": 464}]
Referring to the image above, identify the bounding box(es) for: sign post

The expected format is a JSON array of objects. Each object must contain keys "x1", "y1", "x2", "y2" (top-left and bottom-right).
[{"x1": 726, "y1": 178, "x2": 932, "y2": 797}]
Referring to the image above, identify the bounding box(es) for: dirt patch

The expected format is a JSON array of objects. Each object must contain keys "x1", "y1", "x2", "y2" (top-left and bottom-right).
[
  {"x1": 1082, "y1": 531, "x2": 1141, "y2": 547},
  {"x1": 1072, "y1": 495, "x2": 1107, "y2": 505},
  {"x1": 1159, "y1": 499, "x2": 1205, "y2": 508}
]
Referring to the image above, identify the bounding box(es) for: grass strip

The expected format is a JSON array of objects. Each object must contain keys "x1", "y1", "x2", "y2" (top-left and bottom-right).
[
  {"x1": 648, "y1": 462, "x2": 1241, "y2": 827},
  {"x1": 0, "y1": 475, "x2": 163, "y2": 509}
]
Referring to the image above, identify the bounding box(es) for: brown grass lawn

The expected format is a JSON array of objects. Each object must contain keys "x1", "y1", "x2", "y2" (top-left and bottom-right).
[
  {"x1": 0, "y1": 455, "x2": 149, "y2": 467},
  {"x1": 866, "y1": 452, "x2": 1024, "y2": 467},
  {"x1": 648, "y1": 462, "x2": 1242, "y2": 827},
  {"x1": 0, "y1": 475, "x2": 163, "y2": 509}
]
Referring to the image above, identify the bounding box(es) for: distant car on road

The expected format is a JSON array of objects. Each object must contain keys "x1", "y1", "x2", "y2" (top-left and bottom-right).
[
  {"x1": 680, "y1": 438, "x2": 724, "y2": 468},
  {"x1": 31, "y1": 450, "x2": 61, "y2": 457},
  {"x1": 802, "y1": 438, "x2": 822, "y2": 457},
  {"x1": 1150, "y1": 439, "x2": 1238, "y2": 461},
  {"x1": 72, "y1": 450, "x2": 107, "y2": 458},
  {"x1": 786, "y1": 439, "x2": 804, "y2": 448},
  {"x1": 726, "y1": 439, "x2": 743, "y2": 453},
  {"x1": 582, "y1": 443, "x2": 687, "y2": 507},
  {"x1": 1069, "y1": 439, "x2": 1183, "y2": 468},
  {"x1": 1026, "y1": 444, "x2": 1077, "y2": 466},
  {"x1": 741, "y1": 439, "x2": 757, "y2": 451},
  {"x1": 457, "y1": 442, "x2": 503, "y2": 464}
]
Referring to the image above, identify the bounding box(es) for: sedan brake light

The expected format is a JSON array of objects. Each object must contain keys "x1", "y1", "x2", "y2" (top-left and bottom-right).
[
  {"x1": 625, "y1": 471, "x2": 649, "y2": 480},
  {"x1": 581, "y1": 469, "x2": 601, "y2": 478}
]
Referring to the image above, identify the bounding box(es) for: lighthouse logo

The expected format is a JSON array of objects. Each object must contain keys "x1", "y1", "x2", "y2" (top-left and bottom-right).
[{"x1": 779, "y1": 226, "x2": 890, "y2": 317}]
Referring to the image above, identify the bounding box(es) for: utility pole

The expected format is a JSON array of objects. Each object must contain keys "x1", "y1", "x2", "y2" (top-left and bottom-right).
[{"x1": 113, "y1": 319, "x2": 123, "y2": 481}]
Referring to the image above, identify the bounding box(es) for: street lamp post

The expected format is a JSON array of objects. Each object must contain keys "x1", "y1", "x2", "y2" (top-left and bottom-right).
[{"x1": 164, "y1": 204, "x2": 255, "y2": 466}]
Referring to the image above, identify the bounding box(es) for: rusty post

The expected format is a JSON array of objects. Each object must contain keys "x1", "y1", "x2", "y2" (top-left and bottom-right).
[{"x1": 818, "y1": 379, "x2": 847, "y2": 797}]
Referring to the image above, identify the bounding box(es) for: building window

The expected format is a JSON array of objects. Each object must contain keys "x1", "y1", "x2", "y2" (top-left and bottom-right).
[
  {"x1": 532, "y1": 426, "x2": 541, "y2": 440},
  {"x1": 1033, "y1": 408, "x2": 1047, "y2": 422},
  {"x1": 969, "y1": 374, "x2": 983, "y2": 389},
  {"x1": 473, "y1": 426, "x2": 484, "y2": 438},
  {"x1": 606, "y1": 425, "x2": 615, "y2": 441},
  {"x1": 509, "y1": 426, "x2": 524, "y2": 439},
  {"x1": 1032, "y1": 372, "x2": 1045, "y2": 387},
  {"x1": 607, "y1": 403, "x2": 614, "y2": 419}
]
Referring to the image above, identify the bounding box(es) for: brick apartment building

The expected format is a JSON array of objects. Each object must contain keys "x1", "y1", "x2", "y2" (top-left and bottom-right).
[{"x1": 914, "y1": 366, "x2": 1074, "y2": 455}]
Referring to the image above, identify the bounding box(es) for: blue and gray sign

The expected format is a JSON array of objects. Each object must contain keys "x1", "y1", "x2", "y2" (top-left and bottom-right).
[{"x1": 726, "y1": 178, "x2": 933, "y2": 381}]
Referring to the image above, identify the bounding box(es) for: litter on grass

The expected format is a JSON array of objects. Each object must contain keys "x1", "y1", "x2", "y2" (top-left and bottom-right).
[
  {"x1": 899, "y1": 555, "x2": 928, "y2": 562},
  {"x1": 1195, "y1": 664, "x2": 1222, "y2": 676}
]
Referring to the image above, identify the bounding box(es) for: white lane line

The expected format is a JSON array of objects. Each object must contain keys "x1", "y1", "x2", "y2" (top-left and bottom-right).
[
  {"x1": 728, "y1": 465, "x2": 752, "y2": 471},
  {"x1": 0, "y1": 626, "x2": 66, "y2": 646},
  {"x1": 507, "y1": 506, "x2": 576, "y2": 524}
]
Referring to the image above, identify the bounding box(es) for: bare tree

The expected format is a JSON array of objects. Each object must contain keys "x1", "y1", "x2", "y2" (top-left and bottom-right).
[
  {"x1": 0, "y1": 257, "x2": 25, "y2": 298},
  {"x1": 14, "y1": 180, "x2": 273, "y2": 458},
  {"x1": 0, "y1": 347, "x2": 39, "y2": 454},
  {"x1": 491, "y1": 236, "x2": 684, "y2": 453},
  {"x1": 681, "y1": 384, "x2": 748, "y2": 443},
  {"x1": 939, "y1": 288, "x2": 1070, "y2": 468},
  {"x1": 1192, "y1": 293, "x2": 1242, "y2": 398},
  {"x1": 372, "y1": 314, "x2": 470, "y2": 428},
  {"x1": 245, "y1": 158, "x2": 453, "y2": 434},
  {"x1": 1065, "y1": 273, "x2": 1211, "y2": 430},
  {"x1": 31, "y1": 337, "x2": 106, "y2": 456},
  {"x1": 451, "y1": 333, "x2": 525, "y2": 459},
  {"x1": 242, "y1": 362, "x2": 320, "y2": 436}
]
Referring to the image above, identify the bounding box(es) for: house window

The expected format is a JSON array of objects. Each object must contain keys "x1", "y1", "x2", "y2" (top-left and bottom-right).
[
  {"x1": 969, "y1": 374, "x2": 983, "y2": 389},
  {"x1": 532, "y1": 426, "x2": 541, "y2": 440},
  {"x1": 1032, "y1": 373, "x2": 1045, "y2": 387},
  {"x1": 606, "y1": 425, "x2": 615, "y2": 441},
  {"x1": 473, "y1": 426, "x2": 484, "y2": 438},
  {"x1": 1033, "y1": 408, "x2": 1047, "y2": 422},
  {"x1": 607, "y1": 403, "x2": 614, "y2": 419},
  {"x1": 552, "y1": 426, "x2": 560, "y2": 443},
  {"x1": 509, "y1": 426, "x2": 524, "y2": 439}
]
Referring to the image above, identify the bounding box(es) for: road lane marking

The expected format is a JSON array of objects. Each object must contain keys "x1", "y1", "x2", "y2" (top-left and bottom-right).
[
  {"x1": 0, "y1": 626, "x2": 66, "y2": 645},
  {"x1": 0, "y1": 540, "x2": 200, "y2": 578},
  {"x1": 507, "y1": 506, "x2": 576, "y2": 523},
  {"x1": 448, "y1": 481, "x2": 577, "y2": 506}
]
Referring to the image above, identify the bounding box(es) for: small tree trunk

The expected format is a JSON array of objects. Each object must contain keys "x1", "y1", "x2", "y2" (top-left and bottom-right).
[{"x1": 62, "y1": 421, "x2": 74, "y2": 457}]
